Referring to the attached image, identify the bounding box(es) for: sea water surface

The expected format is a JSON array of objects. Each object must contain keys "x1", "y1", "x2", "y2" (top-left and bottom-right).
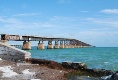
[{"x1": 25, "y1": 47, "x2": 118, "y2": 71}]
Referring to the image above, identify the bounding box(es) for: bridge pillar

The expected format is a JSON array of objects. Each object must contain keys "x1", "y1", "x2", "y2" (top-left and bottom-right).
[
  {"x1": 38, "y1": 41, "x2": 44, "y2": 50},
  {"x1": 64, "y1": 45, "x2": 68, "y2": 48},
  {"x1": 76, "y1": 45, "x2": 79, "y2": 48},
  {"x1": 70, "y1": 45, "x2": 74, "y2": 48},
  {"x1": 74, "y1": 44, "x2": 77, "y2": 48},
  {"x1": 47, "y1": 41, "x2": 53, "y2": 49},
  {"x1": 64, "y1": 41, "x2": 68, "y2": 48},
  {"x1": 54, "y1": 41, "x2": 59, "y2": 49},
  {"x1": 77, "y1": 45, "x2": 81, "y2": 48},
  {"x1": 60, "y1": 41, "x2": 64, "y2": 48},
  {"x1": 68, "y1": 41, "x2": 71, "y2": 48},
  {"x1": 22, "y1": 41, "x2": 31, "y2": 50},
  {"x1": 68, "y1": 44, "x2": 71, "y2": 48}
]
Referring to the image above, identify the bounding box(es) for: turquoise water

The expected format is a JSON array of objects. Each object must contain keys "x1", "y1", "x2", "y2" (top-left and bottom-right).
[{"x1": 25, "y1": 47, "x2": 118, "y2": 71}]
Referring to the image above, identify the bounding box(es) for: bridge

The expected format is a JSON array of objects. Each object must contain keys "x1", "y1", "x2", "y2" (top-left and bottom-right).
[{"x1": 0, "y1": 34, "x2": 92, "y2": 50}]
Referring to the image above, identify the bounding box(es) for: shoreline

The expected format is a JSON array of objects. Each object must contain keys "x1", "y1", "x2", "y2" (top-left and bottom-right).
[
  {"x1": 26, "y1": 58, "x2": 114, "y2": 77},
  {"x1": 0, "y1": 58, "x2": 115, "y2": 80}
]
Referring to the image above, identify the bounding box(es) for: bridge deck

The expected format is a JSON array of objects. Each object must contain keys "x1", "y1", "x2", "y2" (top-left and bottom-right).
[{"x1": 0, "y1": 34, "x2": 92, "y2": 46}]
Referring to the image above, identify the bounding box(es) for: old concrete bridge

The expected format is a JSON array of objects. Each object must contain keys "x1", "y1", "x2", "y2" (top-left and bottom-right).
[{"x1": 0, "y1": 34, "x2": 92, "y2": 50}]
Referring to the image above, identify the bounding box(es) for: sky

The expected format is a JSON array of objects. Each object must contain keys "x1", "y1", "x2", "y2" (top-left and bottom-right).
[{"x1": 0, "y1": 0, "x2": 118, "y2": 47}]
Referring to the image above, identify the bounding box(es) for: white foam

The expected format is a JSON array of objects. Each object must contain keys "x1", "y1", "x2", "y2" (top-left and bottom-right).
[{"x1": 0, "y1": 66, "x2": 18, "y2": 77}]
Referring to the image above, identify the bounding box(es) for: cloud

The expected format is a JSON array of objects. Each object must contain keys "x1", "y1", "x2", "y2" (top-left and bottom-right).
[
  {"x1": 1, "y1": 14, "x2": 117, "y2": 37},
  {"x1": 85, "y1": 18, "x2": 118, "y2": 27},
  {"x1": 12, "y1": 13, "x2": 41, "y2": 17},
  {"x1": 32, "y1": 22, "x2": 55, "y2": 28},
  {"x1": 101, "y1": 9, "x2": 118, "y2": 14},
  {"x1": 0, "y1": 15, "x2": 84, "y2": 38},
  {"x1": 49, "y1": 16, "x2": 82, "y2": 25},
  {"x1": 0, "y1": 16, "x2": 58, "y2": 35},
  {"x1": 0, "y1": 17, "x2": 25, "y2": 25},
  {"x1": 0, "y1": 17, "x2": 6, "y2": 22},
  {"x1": 75, "y1": 30, "x2": 118, "y2": 47}
]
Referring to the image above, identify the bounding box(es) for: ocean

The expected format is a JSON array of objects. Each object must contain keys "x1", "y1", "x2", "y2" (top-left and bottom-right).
[{"x1": 24, "y1": 47, "x2": 118, "y2": 71}]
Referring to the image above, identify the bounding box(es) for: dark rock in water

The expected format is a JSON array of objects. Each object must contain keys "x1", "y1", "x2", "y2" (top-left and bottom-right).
[
  {"x1": 71, "y1": 62, "x2": 87, "y2": 70},
  {"x1": 86, "y1": 69, "x2": 95, "y2": 73},
  {"x1": 86, "y1": 68, "x2": 113, "y2": 76},
  {"x1": 101, "y1": 71, "x2": 118, "y2": 80},
  {"x1": 62, "y1": 61, "x2": 114, "y2": 77},
  {"x1": 62, "y1": 61, "x2": 72, "y2": 69},
  {"x1": 62, "y1": 61, "x2": 87, "y2": 70}
]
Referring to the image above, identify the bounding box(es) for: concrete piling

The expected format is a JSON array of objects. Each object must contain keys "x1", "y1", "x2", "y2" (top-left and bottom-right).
[{"x1": 22, "y1": 41, "x2": 31, "y2": 50}]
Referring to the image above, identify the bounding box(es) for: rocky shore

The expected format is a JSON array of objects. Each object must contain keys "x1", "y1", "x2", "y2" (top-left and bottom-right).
[
  {"x1": 26, "y1": 58, "x2": 114, "y2": 79},
  {"x1": 0, "y1": 58, "x2": 117, "y2": 80},
  {"x1": 0, "y1": 59, "x2": 68, "y2": 80}
]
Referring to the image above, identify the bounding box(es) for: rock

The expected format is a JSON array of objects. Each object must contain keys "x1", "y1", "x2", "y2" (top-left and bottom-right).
[
  {"x1": 26, "y1": 58, "x2": 64, "y2": 70},
  {"x1": 110, "y1": 71, "x2": 118, "y2": 80},
  {"x1": 62, "y1": 61, "x2": 72, "y2": 69},
  {"x1": 62, "y1": 61, "x2": 87, "y2": 70},
  {"x1": 71, "y1": 62, "x2": 87, "y2": 70},
  {"x1": 101, "y1": 71, "x2": 118, "y2": 80},
  {"x1": 86, "y1": 69, "x2": 95, "y2": 73},
  {"x1": 85, "y1": 68, "x2": 113, "y2": 77}
]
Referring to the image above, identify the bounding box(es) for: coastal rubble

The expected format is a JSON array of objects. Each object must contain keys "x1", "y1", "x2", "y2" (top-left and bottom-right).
[
  {"x1": 0, "y1": 66, "x2": 18, "y2": 77},
  {"x1": 0, "y1": 59, "x2": 67, "y2": 80},
  {"x1": 101, "y1": 71, "x2": 118, "y2": 80},
  {"x1": 27, "y1": 58, "x2": 114, "y2": 77},
  {"x1": 0, "y1": 58, "x2": 116, "y2": 80}
]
